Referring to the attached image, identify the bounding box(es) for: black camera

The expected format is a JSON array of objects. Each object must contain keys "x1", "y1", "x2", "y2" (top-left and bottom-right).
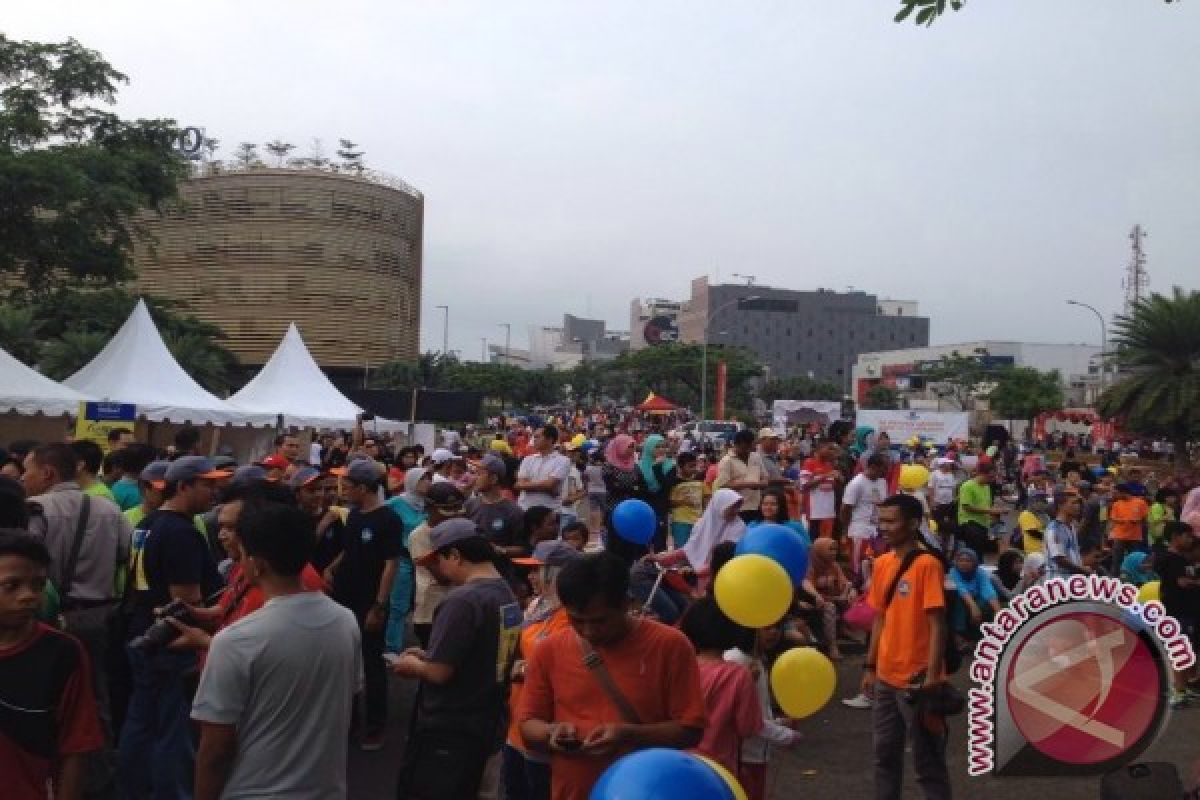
[{"x1": 130, "y1": 599, "x2": 195, "y2": 652}]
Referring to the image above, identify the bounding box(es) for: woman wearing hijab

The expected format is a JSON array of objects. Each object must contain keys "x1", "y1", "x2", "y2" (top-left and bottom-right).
[
  {"x1": 1015, "y1": 552, "x2": 1046, "y2": 593},
  {"x1": 949, "y1": 547, "x2": 1001, "y2": 643},
  {"x1": 384, "y1": 467, "x2": 430, "y2": 652},
  {"x1": 638, "y1": 433, "x2": 679, "y2": 551},
  {"x1": 1119, "y1": 551, "x2": 1159, "y2": 587},
  {"x1": 992, "y1": 549, "x2": 1024, "y2": 602},
  {"x1": 603, "y1": 434, "x2": 647, "y2": 565}
]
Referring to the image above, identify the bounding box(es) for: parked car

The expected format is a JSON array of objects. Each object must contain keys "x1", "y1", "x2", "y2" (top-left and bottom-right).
[{"x1": 671, "y1": 419, "x2": 742, "y2": 445}]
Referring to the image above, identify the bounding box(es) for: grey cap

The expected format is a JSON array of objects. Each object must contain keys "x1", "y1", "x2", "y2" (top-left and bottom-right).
[
  {"x1": 289, "y1": 466, "x2": 322, "y2": 489},
  {"x1": 164, "y1": 455, "x2": 230, "y2": 483},
  {"x1": 213, "y1": 455, "x2": 238, "y2": 470},
  {"x1": 480, "y1": 453, "x2": 507, "y2": 479},
  {"x1": 417, "y1": 518, "x2": 485, "y2": 565},
  {"x1": 515, "y1": 539, "x2": 582, "y2": 568},
  {"x1": 335, "y1": 457, "x2": 381, "y2": 486},
  {"x1": 230, "y1": 465, "x2": 269, "y2": 487},
  {"x1": 139, "y1": 460, "x2": 171, "y2": 484}
]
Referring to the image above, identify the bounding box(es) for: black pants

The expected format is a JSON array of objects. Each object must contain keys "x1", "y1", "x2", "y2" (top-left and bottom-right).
[
  {"x1": 361, "y1": 622, "x2": 387, "y2": 729},
  {"x1": 959, "y1": 521, "x2": 990, "y2": 556},
  {"x1": 397, "y1": 727, "x2": 494, "y2": 800}
]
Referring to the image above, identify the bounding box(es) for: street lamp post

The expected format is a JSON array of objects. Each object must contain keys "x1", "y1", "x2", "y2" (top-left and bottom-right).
[
  {"x1": 481, "y1": 337, "x2": 488, "y2": 363},
  {"x1": 436, "y1": 304, "x2": 449, "y2": 356},
  {"x1": 1066, "y1": 299, "x2": 1107, "y2": 391},
  {"x1": 499, "y1": 323, "x2": 511, "y2": 365},
  {"x1": 700, "y1": 295, "x2": 760, "y2": 421}
]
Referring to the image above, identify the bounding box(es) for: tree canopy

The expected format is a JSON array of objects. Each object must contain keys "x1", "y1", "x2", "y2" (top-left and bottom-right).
[
  {"x1": 0, "y1": 34, "x2": 188, "y2": 294},
  {"x1": 894, "y1": 0, "x2": 1178, "y2": 27},
  {"x1": 987, "y1": 366, "x2": 1063, "y2": 421}
]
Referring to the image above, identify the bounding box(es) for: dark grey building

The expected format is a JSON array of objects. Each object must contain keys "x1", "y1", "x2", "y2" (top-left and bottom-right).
[{"x1": 677, "y1": 277, "x2": 929, "y2": 390}]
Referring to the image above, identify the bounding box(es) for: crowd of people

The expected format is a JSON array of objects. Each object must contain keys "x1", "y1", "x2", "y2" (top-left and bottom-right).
[{"x1": 1, "y1": 412, "x2": 1198, "y2": 800}]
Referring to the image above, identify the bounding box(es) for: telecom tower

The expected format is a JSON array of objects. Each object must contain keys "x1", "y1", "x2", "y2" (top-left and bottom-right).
[{"x1": 1123, "y1": 225, "x2": 1149, "y2": 314}]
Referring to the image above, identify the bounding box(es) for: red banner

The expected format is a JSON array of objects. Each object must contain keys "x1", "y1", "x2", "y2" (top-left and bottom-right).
[{"x1": 715, "y1": 361, "x2": 727, "y2": 421}]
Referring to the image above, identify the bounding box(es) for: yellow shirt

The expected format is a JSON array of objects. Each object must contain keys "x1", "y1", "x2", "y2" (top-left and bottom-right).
[
  {"x1": 1018, "y1": 510, "x2": 1046, "y2": 554},
  {"x1": 669, "y1": 480, "x2": 704, "y2": 525}
]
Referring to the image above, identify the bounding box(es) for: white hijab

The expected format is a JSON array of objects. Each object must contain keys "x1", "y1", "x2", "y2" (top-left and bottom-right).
[{"x1": 683, "y1": 488, "x2": 747, "y2": 571}]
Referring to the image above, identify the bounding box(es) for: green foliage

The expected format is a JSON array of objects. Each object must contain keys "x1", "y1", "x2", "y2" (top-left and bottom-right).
[
  {"x1": 0, "y1": 304, "x2": 39, "y2": 364},
  {"x1": 1096, "y1": 287, "x2": 1200, "y2": 461},
  {"x1": 0, "y1": 34, "x2": 189, "y2": 293},
  {"x1": 761, "y1": 375, "x2": 841, "y2": 404},
  {"x1": 922, "y1": 349, "x2": 1000, "y2": 410},
  {"x1": 988, "y1": 366, "x2": 1063, "y2": 421},
  {"x1": 865, "y1": 385, "x2": 901, "y2": 410},
  {"x1": 1, "y1": 287, "x2": 239, "y2": 392},
  {"x1": 895, "y1": 0, "x2": 1176, "y2": 27}
]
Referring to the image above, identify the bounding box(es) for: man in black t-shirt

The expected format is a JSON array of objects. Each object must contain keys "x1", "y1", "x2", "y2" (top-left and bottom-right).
[
  {"x1": 1156, "y1": 521, "x2": 1199, "y2": 708},
  {"x1": 391, "y1": 518, "x2": 520, "y2": 799},
  {"x1": 466, "y1": 454, "x2": 526, "y2": 558},
  {"x1": 327, "y1": 457, "x2": 402, "y2": 750},
  {"x1": 117, "y1": 455, "x2": 228, "y2": 800}
]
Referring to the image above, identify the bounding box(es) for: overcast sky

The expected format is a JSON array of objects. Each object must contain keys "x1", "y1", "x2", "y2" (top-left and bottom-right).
[{"x1": 9, "y1": 1, "x2": 1200, "y2": 359}]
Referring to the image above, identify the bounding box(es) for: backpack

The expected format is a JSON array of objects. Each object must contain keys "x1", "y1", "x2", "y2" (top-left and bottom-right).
[{"x1": 882, "y1": 545, "x2": 963, "y2": 676}]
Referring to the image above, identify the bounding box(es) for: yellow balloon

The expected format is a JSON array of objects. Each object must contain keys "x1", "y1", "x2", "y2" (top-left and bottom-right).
[
  {"x1": 770, "y1": 646, "x2": 836, "y2": 719},
  {"x1": 1137, "y1": 580, "x2": 1160, "y2": 604},
  {"x1": 714, "y1": 555, "x2": 792, "y2": 628},
  {"x1": 899, "y1": 464, "x2": 930, "y2": 491},
  {"x1": 692, "y1": 754, "x2": 749, "y2": 800}
]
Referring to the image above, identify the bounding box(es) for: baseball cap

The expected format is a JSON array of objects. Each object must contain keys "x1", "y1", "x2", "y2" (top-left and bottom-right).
[
  {"x1": 513, "y1": 539, "x2": 583, "y2": 568},
  {"x1": 230, "y1": 465, "x2": 269, "y2": 487},
  {"x1": 331, "y1": 458, "x2": 382, "y2": 486},
  {"x1": 415, "y1": 518, "x2": 485, "y2": 566},
  {"x1": 757, "y1": 427, "x2": 781, "y2": 440},
  {"x1": 259, "y1": 454, "x2": 289, "y2": 470},
  {"x1": 213, "y1": 455, "x2": 238, "y2": 470},
  {"x1": 164, "y1": 456, "x2": 231, "y2": 484},
  {"x1": 480, "y1": 454, "x2": 507, "y2": 479},
  {"x1": 140, "y1": 460, "x2": 171, "y2": 489},
  {"x1": 426, "y1": 481, "x2": 465, "y2": 513},
  {"x1": 431, "y1": 448, "x2": 456, "y2": 465},
  {"x1": 289, "y1": 466, "x2": 322, "y2": 489}
]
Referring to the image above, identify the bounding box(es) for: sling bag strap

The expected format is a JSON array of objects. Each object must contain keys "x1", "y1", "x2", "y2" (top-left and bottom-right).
[
  {"x1": 60, "y1": 494, "x2": 92, "y2": 605},
  {"x1": 881, "y1": 546, "x2": 923, "y2": 611},
  {"x1": 577, "y1": 633, "x2": 643, "y2": 725}
]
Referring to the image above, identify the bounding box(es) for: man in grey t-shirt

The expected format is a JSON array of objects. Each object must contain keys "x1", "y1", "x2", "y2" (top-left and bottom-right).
[{"x1": 192, "y1": 501, "x2": 361, "y2": 800}]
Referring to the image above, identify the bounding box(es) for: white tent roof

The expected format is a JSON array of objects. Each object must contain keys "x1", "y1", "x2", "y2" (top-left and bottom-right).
[
  {"x1": 0, "y1": 346, "x2": 93, "y2": 417},
  {"x1": 63, "y1": 299, "x2": 274, "y2": 426},
  {"x1": 229, "y1": 323, "x2": 365, "y2": 429}
]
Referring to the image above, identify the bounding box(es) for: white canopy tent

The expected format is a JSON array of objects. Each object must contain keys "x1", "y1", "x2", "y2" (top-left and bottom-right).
[
  {"x1": 229, "y1": 323, "x2": 366, "y2": 429},
  {"x1": 0, "y1": 346, "x2": 93, "y2": 416},
  {"x1": 64, "y1": 299, "x2": 274, "y2": 426}
]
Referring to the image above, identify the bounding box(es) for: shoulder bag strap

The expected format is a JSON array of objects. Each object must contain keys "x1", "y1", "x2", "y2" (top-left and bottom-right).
[
  {"x1": 881, "y1": 547, "x2": 923, "y2": 611},
  {"x1": 60, "y1": 494, "x2": 92, "y2": 603},
  {"x1": 577, "y1": 633, "x2": 643, "y2": 725}
]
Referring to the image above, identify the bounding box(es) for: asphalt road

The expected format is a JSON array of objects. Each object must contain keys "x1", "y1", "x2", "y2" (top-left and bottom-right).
[{"x1": 348, "y1": 643, "x2": 1200, "y2": 799}]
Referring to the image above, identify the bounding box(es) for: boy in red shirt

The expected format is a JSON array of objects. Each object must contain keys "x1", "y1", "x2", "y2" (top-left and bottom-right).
[{"x1": 0, "y1": 530, "x2": 103, "y2": 800}]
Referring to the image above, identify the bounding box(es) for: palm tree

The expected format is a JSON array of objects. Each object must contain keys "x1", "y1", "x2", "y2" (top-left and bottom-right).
[
  {"x1": 0, "y1": 304, "x2": 41, "y2": 365},
  {"x1": 164, "y1": 331, "x2": 236, "y2": 395},
  {"x1": 1096, "y1": 287, "x2": 1200, "y2": 465},
  {"x1": 41, "y1": 330, "x2": 108, "y2": 380}
]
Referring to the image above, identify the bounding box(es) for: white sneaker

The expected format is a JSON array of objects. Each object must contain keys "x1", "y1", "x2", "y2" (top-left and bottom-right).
[{"x1": 842, "y1": 692, "x2": 873, "y2": 710}]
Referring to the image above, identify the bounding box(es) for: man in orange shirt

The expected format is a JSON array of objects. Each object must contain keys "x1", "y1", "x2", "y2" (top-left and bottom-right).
[
  {"x1": 519, "y1": 552, "x2": 706, "y2": 800},
  {"x1": 504, "y1": 540, "x2": 580, "y2": 800},
  {"x1": 1109, "y1": 483, "x2": 1150, "y2": 577},
  {"x1": 860, "y1": 493, "x2": 950, "y2": 800}
]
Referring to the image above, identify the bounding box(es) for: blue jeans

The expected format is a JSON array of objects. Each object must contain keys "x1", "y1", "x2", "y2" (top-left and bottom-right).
[
  {"x1": 118, "y1": 646, "x2": 196, "y2": 800},
  {"x1": 501, "y1": 744, "x2": 551, "y2": 800},
  {"x1": 386, "y1": 559, "x2": 415, "y2": 652}
]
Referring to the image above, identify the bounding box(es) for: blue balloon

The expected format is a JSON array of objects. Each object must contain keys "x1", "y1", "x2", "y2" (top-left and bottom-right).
[
  {"x1": 590, "y1": 748, "x2": 734, "y2": 800},
  {"x1": 612, "y1": 498, "x2": 657, "y2": 545},
  {"x1": 736, "y1": 523, "x2": 810, "y2": 584}
]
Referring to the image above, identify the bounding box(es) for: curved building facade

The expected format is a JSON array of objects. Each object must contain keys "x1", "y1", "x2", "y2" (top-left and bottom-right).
[{"x1": 133, "y1": 167, "x2": 423, "y2": 377}]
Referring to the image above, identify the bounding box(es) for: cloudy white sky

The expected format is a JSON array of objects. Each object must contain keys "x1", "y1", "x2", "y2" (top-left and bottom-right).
[{"x1": 9, "y1": 1, "x2": 1200, "y2": 359}]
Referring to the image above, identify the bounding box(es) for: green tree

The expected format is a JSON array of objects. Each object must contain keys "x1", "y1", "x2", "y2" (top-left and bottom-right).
[
  {"x1": 1096, "y1": 287, "x2": 1200, "y2": 464},
  {"x1": 987, "y1": 366, "x2": 1063, "y2": 423},
  {"x1": 865, "y1": 385, "x2": 901, "y2": 410},
  {"x1": 163, "y1": 330, "x2": 238, "y2": 395},
  {"x1": 0, "y1": 34, "x2": 188, "y2": 293},
  {"x1": 264, "y1": 139, "x2": 294, "y2": 167},
  {"x1": 922, "y1": 349, "x2": 999, "y2": 410},
  {"x1": 760, "y1": 375, "x2": 841, "y2": 403},
  {"x1": 0, "y1": 304, "x2": 40, "y2": 364},
  {"x1": 336, "y1": 138, "x2": 364, "y2": 174},
  {"x1": 233, "y1": 142, "x2": 261, "y2": 168},
  {"x1": 894, "y1": 0, "x2": 1176, "y2": 27},
  {"x1": 40, "y1": 329, "x2": 107, "y2": 379}
]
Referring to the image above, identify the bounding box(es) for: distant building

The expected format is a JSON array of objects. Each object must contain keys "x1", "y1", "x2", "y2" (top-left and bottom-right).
[
  {"x1": 851, "y1": 341, "x2": 1103, "y2": 409},
  {"x1": 676, "y1": 277, "x2": 929, "y2": 389},
  {"x1": 490, "y1": 314, "x2": 628, "y2": 370},
  {"x1": 630, "y1": 298, "x2": 684, "y2": 350}
]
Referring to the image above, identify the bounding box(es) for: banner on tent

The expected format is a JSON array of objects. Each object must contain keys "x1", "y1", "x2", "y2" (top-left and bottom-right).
[
  {"x1": 772, "y1": 400, "x2": 842, "y2": 434},
  {"x1": 75, "y1": 402, "x2": 137, "y2": 453},
  {"x1": 855, "y1": 409, "x2": 969, "y2": 445}
]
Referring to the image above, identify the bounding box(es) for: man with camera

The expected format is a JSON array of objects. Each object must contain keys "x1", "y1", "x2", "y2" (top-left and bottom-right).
[{"x1": 117, "y1": 456, "x2": 229, "y2": 800}]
